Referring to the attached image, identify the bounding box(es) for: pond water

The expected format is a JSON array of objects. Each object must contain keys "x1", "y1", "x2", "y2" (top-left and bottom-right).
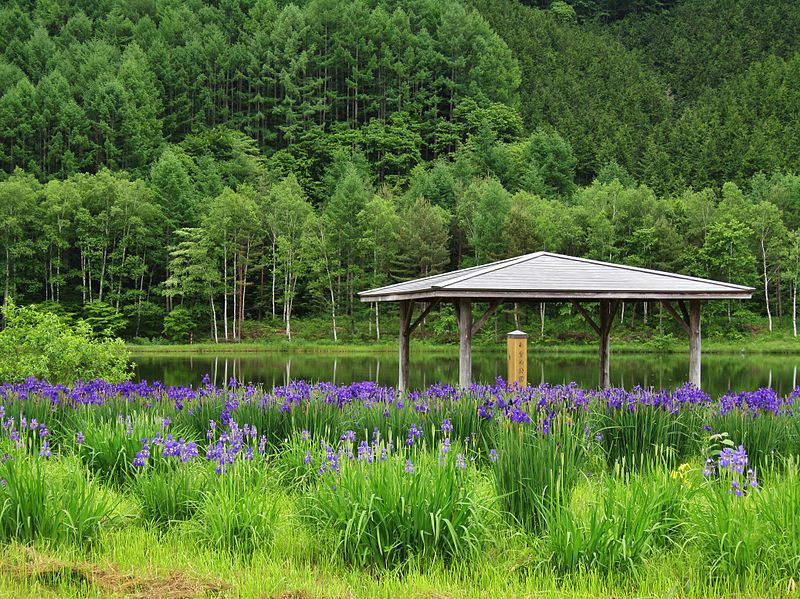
[{"x1": 132, "y1": 349, "x2": 800, "y2": 397}]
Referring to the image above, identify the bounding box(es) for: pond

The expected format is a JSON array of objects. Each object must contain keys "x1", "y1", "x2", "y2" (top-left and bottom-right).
[{"x1": 132, "y1": 349, "x2": 800, "y2": 396}]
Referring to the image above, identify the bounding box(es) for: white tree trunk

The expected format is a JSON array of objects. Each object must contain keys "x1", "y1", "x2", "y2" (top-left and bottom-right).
[{"x1": 762, "y1": 239, "x2": 772, "y2": 331}]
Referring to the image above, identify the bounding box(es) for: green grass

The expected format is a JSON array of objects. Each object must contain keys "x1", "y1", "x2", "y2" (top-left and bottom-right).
[
  {"x1": 0, "y1": 477, "x2": 793, "y2": 598},
  {"x1": 129, "y1": 329, "x2": 800, "y2": 356}
]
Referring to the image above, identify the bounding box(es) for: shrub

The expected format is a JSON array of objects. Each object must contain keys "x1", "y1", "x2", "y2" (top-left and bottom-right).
[
  {"x1": 162, "y1": 307, "x2": 196, "y2": 342},
  {"x1": 0, "y1": 300, "x2": 132, "y2": 384},
  {"x1": 305, "y1": 439, "x2": 488, "y2": 568}
]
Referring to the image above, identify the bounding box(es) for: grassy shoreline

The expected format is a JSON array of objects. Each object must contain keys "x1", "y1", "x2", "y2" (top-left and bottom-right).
[{"x1": 128, "y1": 335, "x2": 800, "y2": 355}]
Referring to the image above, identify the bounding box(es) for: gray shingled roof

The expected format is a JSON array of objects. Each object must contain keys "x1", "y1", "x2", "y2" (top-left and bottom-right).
[{"x1": 359, "y1": 252, "x2": 754, "y2": 302}]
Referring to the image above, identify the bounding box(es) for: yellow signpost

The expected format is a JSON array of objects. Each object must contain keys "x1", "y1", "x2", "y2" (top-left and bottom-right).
[{"x1": 507, "y1": 330, "x2": 528, "y2": 387}]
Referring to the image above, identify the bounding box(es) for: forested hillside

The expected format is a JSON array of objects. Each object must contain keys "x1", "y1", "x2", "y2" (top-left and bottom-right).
[{"x1": 0, "y1": 0, "x2": 798, "y2": 343}]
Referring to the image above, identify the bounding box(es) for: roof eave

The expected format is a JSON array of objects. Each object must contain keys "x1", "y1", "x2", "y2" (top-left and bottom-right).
[{"x1": 359, "y1": 289, "x2": 754, "y2": 302}]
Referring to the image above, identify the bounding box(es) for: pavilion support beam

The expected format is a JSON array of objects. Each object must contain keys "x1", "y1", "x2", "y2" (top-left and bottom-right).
[
  {"x1": 457, "y1": 298, "x2": 473, "y2": 388},
  {"x1": 599, "y1": 300, "x2": 611, "y2": 389},
  {"x1": 573, "y1": 300, "x2": 617, "y2": 388},
  {"x1": 398, "y1": 299, "x2": 414, "y2": 392},
  {"x1": 689, "y1": 300, "x2": 702, "y2": 388},
  {"x1": 598, "y1": 300, "x2": 620, "y2": 389},
  {"x1": 662, "y1": 299, "x2": 703, "y2": 388}
]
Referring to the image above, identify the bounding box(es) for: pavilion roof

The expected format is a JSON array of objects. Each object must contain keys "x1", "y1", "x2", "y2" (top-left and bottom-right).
[{"x1": 359, "y1": 252, "x2": 754, "y2": 302}]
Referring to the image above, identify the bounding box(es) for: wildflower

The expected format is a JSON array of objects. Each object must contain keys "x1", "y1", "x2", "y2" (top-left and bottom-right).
[
  {"x1": 489, "y1": 448, "x2": 498, "y2": 463},
  {"x1": 162, "y1": 416, "x2": 171, "y2": 428},
  {"x1": 440, "y1": 437, "x2": 451, "y2": 455},
  {"x1": 441, "y1": 419, "x2": 452, "y2": 434},
  {"x1": 703, "y1": 457, "x2": 715, "y2": 477},
  {"x1": 747, "y1": 468, "x2": 758, "y2": 489},
  {"x1": 404, "y1": 459, "x2": 415, "y2": 474},
  {"x1": 340, "y1": 430, "x2": 356, "y2": 443},
  {"x1": 39, "y1": 440, "x2": 51, "y2": 458},
  {"x1": 304, "y1": 450, "x2": 313, "y2": 465},
  {"x1": 300, "y1": 429, "x2": 310, "y2": 441},
  {"x1": 456, "y1": 453, "x2": 466, "y2": 470},
  {"x1": 718, "y1": 445, "x2": 748, "y2": 474},
  {"x1": 357, "y1": 440, "x2": 372, "y2": 463},
  {"x1": 729, "y1": 479, "x2": 743, "y2": 497},
  {"x1": 406, "y1": 423, "x2": 424, "y2": 446}
]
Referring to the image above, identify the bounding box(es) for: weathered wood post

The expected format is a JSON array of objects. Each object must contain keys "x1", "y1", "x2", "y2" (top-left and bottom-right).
[
  {"x1": 599, "y1": 299, "x2": 612, "y2": 389},
  {"x1": 398, "y1": 300, "x2": 412, "y2": 391},
  {"x1": 507, "y1": 330, "x2": 528, "y2": 387},
  {"x1": 458, "y1": 298, "x2": 473, "y2": 388},
  {"x1": 688, "y1": 299, "x2": 701, "y2": 388}
]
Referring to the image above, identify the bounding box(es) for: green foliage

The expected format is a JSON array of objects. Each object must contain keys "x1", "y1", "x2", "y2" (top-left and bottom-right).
[
  {"x1": 0, "y1": 0, "x2": 797, "y2": 343},
  {"x1": 304, "y1": 443, "x2": 489, "y2": 568},
  {"x1": 0, "y1": 301, "x2": 132, "y2": 384},
  {"x1": 82, "y1": 301, "x2": 127, "y2": 337},
  {"x1": 162, "y1": 307, "x2": 195, "y2": 342},
  {"x1": 132, "y1": 465, "x2": 206, "y2": 527},
  {"x1": 545, "y1": 469, "x2": 688, "y2": 573},
  {"x1": 492, "y1": 413, "x2": 587, "y2": 533},
  {"x1": 188, "y1": 472, "x2": 279, "y2": 556},
  {"x1": 0, "y1": 455, "x2": 117, "y2": 546},
  {"x1": 593, "y1": 404, "x2": 703, "y2": 471}
]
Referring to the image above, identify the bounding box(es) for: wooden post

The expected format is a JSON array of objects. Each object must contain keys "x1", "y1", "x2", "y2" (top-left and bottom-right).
[
  {"x1": 689, "y1": 299, "x2": 701, "y2": 388},
  {"x1": 398, "y1": 300, "x2": 412, "y2": 391},
  {"x1": 599, "y1": 299, "x2": 611, "y2": 389},
  {"x1": 507, "y1": 330, "x2": 528, "y2": 387},
  {"x1": 458, "y1": 298, "x2": 472, "y2": 388}
]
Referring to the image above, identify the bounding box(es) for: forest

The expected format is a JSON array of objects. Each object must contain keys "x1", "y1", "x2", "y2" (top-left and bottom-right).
[{"x1": 1, "y1": 0, "x2": 799, "y2": 343}]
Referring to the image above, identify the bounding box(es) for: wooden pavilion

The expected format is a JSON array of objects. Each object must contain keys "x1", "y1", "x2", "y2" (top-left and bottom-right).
[{"x1": 359, "y1": 252, "x2": 753, "y2": 390}]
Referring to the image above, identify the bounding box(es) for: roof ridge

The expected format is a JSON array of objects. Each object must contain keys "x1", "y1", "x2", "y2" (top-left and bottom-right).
[
  {"x1": 544, "y1": 253, "x2": 751, "y2": 291},
  {"x1": 434, "y1": 252, "x2": 545, "y2": 289}
]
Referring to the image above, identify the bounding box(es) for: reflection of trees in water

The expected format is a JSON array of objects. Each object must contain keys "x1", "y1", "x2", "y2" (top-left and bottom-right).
[{"x1": 134, "y1": 353, "x2": 800, "y2": 395}]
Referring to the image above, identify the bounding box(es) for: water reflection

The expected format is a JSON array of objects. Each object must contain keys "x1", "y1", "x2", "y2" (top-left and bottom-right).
[{"x1": 132, "y1": 351, "x2": 800, "y2": 397}]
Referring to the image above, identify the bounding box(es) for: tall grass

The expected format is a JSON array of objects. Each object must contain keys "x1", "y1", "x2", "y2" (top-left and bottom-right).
[
  {"x1": 304, "y1": 441, "x2": 489, "y2": 568},
  {"x1": 492, "y1": 412, "x2": 586, "y2": 534},
  {"x1": 755, "y1": 461, "x2": 800, "y2": 578},
  {"x1": 593, "y1": 404, "x2": 702, "y2": 471},
  {"x1": 690, "y1": 478, "x2": 769, "y2": 579},
  {"x1": 709, "y1": 412, "x2": 800, "y2": 470},
  {"x1": 187, "y1": 468, "x2": 279, "y2": 556},
  {"x1": 544, "y1": 468, "x2": 690, "y2": 573},
  {"x1": 132, "y1": 465, "x2": 207, "y2": 527},
  {"x1": 0, "y1": 456, "x2": 117, "y2": 545}
]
